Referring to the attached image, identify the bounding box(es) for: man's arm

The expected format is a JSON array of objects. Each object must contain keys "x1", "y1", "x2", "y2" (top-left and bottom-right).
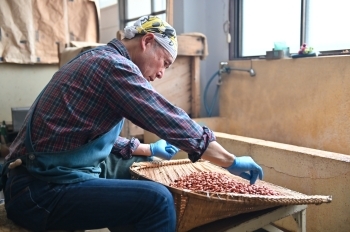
[
  {"x1": 202, "y1": 141, "x2": 263, "y2": 185},
  {"x1": 133, "y1": 141, "x2": 180, "y2": 160},
  {"x1": 201, "y1": 141, "x2": 235, "y2": 167},
  {"x1": 132, "y1": 143, "x2": 151, "y2": 156}
]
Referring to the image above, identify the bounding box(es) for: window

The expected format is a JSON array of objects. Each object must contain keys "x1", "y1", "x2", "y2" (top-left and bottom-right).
[
  {"x1": 119, "y1": 0, "x2": 172, "y2": 28},
  {"x1": 306, "y1": 0, "x2": 350, "y2": 52},
  {"x1": 229, "y1": 0, "x2": 350, "y2": 59}
]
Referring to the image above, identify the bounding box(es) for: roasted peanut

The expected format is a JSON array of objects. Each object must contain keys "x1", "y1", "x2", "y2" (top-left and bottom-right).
[{"x1": 170, "y1": 172, "x2": 281, "y2": 196}]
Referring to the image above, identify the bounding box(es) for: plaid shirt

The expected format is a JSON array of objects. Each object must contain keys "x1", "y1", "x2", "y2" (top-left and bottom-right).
[{"x1": 7, "y1": 39, "x2": 215, "y2": 162}]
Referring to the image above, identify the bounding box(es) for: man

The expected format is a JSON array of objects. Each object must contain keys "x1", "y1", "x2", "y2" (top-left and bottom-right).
[{"x1": 1, "y1": 16, "x2": 263, "y2": 231}]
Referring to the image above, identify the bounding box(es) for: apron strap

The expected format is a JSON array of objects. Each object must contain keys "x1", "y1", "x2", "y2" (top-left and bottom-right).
[
  {"x1": 0, "y1": 86, "x2": 47, "y2": 191},
  {"x1": 24, "y1": 86, "x2": 47, "y2": 153}
]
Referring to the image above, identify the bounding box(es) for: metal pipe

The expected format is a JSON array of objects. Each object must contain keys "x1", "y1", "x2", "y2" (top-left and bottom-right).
[
  {"x1": 230, "y1": 67, "x2": 256, "y2": 77},
  {"x1": 219, "y1": 62, "x2": 256, "y2": 77}
]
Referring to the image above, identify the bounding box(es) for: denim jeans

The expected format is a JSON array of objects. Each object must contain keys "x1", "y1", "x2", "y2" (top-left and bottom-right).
[{"x1": 4, "y1": 156, "x2": 176, "y2": 232}]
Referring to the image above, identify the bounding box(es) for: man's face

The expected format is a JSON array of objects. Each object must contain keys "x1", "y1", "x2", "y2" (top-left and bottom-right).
[{"x1": 134, "y1": 34, "x2": 174, "y2": 82}]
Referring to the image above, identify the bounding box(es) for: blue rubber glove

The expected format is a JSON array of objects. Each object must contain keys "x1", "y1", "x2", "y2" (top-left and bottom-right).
[
  {"x1": 226, "y1": 156, "x2": 264, "y2": 185},
  {"x1": 150, "y1": 139, "x2": 180, "y2": 160}
]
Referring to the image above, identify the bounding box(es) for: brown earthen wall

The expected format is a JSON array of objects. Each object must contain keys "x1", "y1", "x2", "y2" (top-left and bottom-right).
[{"x1": 220, "y1": 56, "x2": 350, "y2": 155}]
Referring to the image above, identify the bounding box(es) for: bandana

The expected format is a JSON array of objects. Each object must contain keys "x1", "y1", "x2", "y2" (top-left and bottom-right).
[{"x1": 124, "y1": 15, "x2": 178, "y2": 60}]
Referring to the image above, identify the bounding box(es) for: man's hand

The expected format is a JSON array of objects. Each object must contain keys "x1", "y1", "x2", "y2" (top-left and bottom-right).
[
  {"x1": 226, "y1": 156, "x2": 263, "y2": 185},
  {"x1": 150, "y1": 139, "x2": 180, "y2": 160},
  {"x1": 8, "y1": 159, "x2": 22, "y2": 169}
]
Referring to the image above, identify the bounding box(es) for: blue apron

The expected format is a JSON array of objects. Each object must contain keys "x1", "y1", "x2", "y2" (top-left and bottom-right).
[{"x1": 21, "y1": 88, "x2": 124, "y2": 184}]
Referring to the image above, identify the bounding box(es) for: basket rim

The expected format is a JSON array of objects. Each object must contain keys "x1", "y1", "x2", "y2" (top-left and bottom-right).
[{"x1": 129, "y1": 159, "x2": 332, "y2": 205}]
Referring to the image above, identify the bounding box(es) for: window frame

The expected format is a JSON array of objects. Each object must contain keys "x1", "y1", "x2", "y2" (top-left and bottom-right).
[
  {"x1": 118, "y1": 0, "x2": 173, "y2": 29},
  {"x1": 228, "y1": 0, "x2": 344, "y2": 60}
]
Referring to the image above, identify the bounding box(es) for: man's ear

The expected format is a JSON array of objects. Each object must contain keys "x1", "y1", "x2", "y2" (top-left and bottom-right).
[{"x1": 141, "y1": 33, "x2": 156, "y2": 51}]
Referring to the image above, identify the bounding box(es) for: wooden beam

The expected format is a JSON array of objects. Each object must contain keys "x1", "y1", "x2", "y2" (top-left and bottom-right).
[
  {"x1": 166, "y1": 0, "x2": 174, "y2": 26},
  {"x1": 116, "y1": 30, "x2": 124, "y2": 40},
  {"x1": 191, "y1": 57, "x2": 201, "y2": 117},
  {"x1": 177, "y1": 35, "x2": 205, "y2": 57}
]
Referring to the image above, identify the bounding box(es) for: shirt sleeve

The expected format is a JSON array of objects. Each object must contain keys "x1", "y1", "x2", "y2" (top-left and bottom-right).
[
  {"x1": 104, "y1": 58, "x2": 216, "y2": 162},
  {"x1": 111, "y1": 136, "x2": 141, "y2": 159}
]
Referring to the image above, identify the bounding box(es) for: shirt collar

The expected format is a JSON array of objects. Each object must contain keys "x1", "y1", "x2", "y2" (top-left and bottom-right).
[{"x1": 107, "y1": 39, "x2": 131, "y2": 60}]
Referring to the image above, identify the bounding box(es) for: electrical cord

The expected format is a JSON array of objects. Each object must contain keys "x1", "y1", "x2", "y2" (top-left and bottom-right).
[
  {"x1": 203, "y1": 70, "x2": 221, "y2": 117},
  {"x1": 203, "y1": 62, "x2": 254, "y2": 117}
]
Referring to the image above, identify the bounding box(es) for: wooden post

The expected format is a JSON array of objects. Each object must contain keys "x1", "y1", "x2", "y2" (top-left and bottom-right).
[
  {"x1": 166, "y1": 0, "x2": 174, "y2": 26},
  {"x1": 191, "y1": 57, "x2": 201, "y2": 118}
]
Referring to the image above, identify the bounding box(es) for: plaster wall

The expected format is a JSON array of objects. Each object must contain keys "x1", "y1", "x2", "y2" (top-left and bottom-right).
[
  {"x1": 215, "y1": 132, "x2": 350, "y2": 232},
  {"x1": 173, "y1": 0, "x2": 229, "y2": 117},
  {"x1": 0, "y1": 64, "x2": 57, "y2": 123},
  {"x1": 99, "y1": 4, "x2": 119, "y2": 43},
  {"x1": 220, "y1": 56, "x2": 350, "y2": 155}
]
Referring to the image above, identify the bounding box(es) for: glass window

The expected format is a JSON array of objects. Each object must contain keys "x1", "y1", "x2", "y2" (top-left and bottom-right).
[
  {"x1": 153, "y1": 0, "x2": 166, "y2": 12},
  {"x1": 230, "y1": 0, "x2": 350, "y2": 59},
  {"x1": 154, "y1": 13, "x2": 166, "y2": 21},
  {"x1": 126, "y1": 0, "x2": 151, "y2": 19},
  {"x1": 126, "y1": 20, "x2": 137, "y2": 27},
  {"x1": 242, "y1": 0, "x2": 301, "y2": 56},
  {"x1": 306, "y1": 0, "x2": 350, "y2": 52},
  {"x1": 121, "y1": 0, "x2": 167, "y2": 28}
]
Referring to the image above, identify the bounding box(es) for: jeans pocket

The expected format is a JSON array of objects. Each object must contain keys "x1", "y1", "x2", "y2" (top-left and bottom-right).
[{"x1": 5, "y1": 185, "x2": 49, "y2": 232}]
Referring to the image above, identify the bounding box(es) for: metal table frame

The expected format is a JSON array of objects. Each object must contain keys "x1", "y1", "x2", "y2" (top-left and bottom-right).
[
  {"x1": 227, "y1": 205, "x2": 307, "y2": 232},
  {"x1": 189, "y1": 205, "x2": 307, "y2": 232}
]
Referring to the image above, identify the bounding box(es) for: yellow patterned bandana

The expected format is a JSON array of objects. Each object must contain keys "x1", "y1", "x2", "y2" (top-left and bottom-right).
[{"x1": 124, "y1": 15, "x2": 178, "y2": 60}]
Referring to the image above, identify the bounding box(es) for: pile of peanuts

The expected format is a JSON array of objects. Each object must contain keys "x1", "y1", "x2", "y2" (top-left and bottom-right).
[{"x1": 169, "y1": 171, "x2": 281, "y2": 196}]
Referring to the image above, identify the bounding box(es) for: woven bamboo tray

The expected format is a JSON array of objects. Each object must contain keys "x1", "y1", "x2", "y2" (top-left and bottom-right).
[{"x1": 130, "y1": 159, "x2": 332, "y2": 232}]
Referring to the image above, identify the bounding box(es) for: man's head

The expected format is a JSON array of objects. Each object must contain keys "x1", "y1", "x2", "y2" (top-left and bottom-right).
[{"x1": 122, "y1": 15, "x2": 178, "y2": 82}]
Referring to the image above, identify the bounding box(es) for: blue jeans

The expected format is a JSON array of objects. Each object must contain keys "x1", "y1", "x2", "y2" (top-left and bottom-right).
[{"x1": 4, "y1": 161, "x2": 176, "y2": 231}]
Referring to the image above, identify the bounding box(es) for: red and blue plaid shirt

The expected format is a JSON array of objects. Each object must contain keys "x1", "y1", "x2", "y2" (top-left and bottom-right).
[{"x1": 7, "y1": 39, "x2": 215, "y2": 162}]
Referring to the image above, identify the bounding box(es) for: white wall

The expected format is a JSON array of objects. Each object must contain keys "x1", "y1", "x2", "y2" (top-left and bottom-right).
[
  {"x1": 0, "y1": 64, "x2": 57, "y2": 123},
  {"x1": 173, "y1": 0, "x2": 229, "y2": 117},
  {"x1": 99, "y1": 3, "x2": 119, "y2": 43},
  {"x1": 98, "y1": 0, "x2": 117, "y2": 9}
]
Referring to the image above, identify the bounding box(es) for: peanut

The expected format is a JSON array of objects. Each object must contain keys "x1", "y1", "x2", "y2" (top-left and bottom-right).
[{"x1": 169, "y1": 171, "x2": 281, "y2": 196}]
